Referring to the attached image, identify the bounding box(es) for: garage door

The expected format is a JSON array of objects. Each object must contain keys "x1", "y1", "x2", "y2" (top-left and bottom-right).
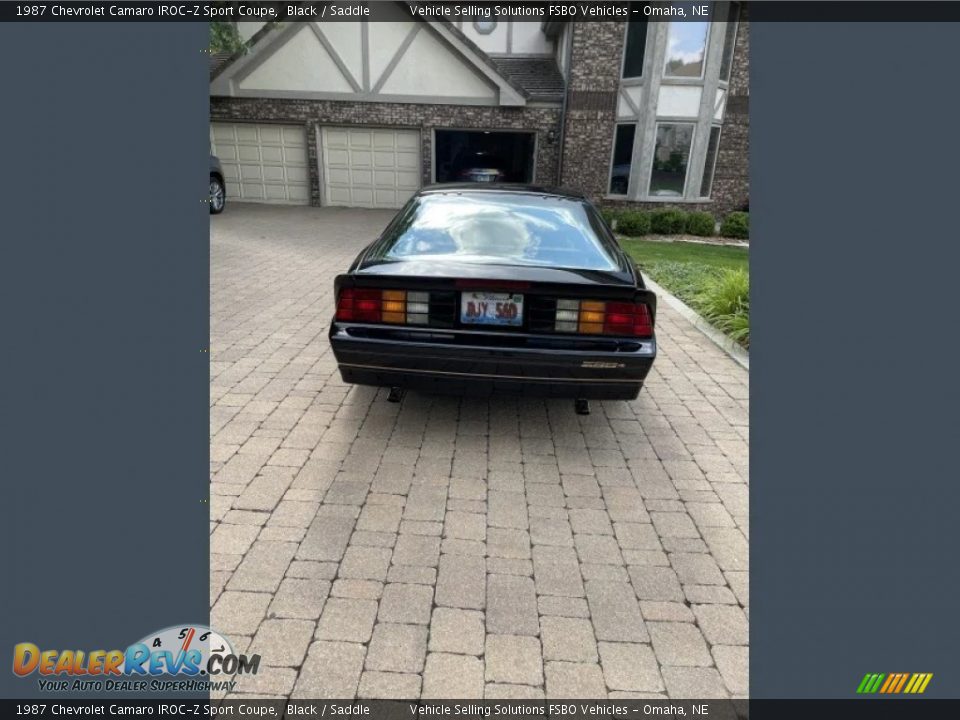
[
  {"x1": 210, "y1": 123, "x2": 309, "y2": 205},
  {"x1": 321, "y1": 127, "x2": 420, "y2": 208}
]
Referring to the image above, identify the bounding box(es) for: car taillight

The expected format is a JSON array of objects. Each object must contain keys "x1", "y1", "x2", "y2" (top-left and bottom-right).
[
  {"x1": 554, "y1": 299, "x2": 653, "y2": 338},
  {"x1": 336, "y1": 289, "x2": 430, "y2": 325}
]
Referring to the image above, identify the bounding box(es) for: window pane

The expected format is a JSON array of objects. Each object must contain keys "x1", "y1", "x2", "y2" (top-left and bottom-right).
[
  {"x1": 700, "y1": 127, "x2": 721, "y2": 197},
  {"x1": 622, "y1": 10, "x2": 648, "y2": 78},
  {"x1": 664, "y1": 22, "x2": 709, "y2": 78},
  {"x1": 649, "y1": 124, "x2": 694, "y2": 197},
  {"x1": 719, "y1": 3, "x2": 740, "y2": 81},
  {"x1": 378, "y1": 194, "x2": 621, "y2": 272},
  {"x1": 609, "y1": 124, "x2": 636, "y2": 195}
]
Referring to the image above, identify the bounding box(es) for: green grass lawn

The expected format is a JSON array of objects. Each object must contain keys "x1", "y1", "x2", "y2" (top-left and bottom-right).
[
  {"x1": 620, "y1": 238, "x2": 748, "y2": 274},
  {"x1": 619, "y1": 238, "x2": 750, "y2": 348}
]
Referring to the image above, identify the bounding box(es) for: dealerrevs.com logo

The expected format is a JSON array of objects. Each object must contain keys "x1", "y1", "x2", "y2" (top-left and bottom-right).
[{"x1": 12, "y1": 624, "x2": 260, "y2": 693}]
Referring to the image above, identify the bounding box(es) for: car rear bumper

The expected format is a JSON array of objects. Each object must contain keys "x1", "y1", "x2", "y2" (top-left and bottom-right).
[{"x1": 329, "y1": 324, "x2": 656, "y2": 400}]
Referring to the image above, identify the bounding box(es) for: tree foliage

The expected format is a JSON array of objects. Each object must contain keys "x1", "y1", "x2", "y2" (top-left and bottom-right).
[{"x1": 210, "y1": 21, "x2": 246, "y2": 54}]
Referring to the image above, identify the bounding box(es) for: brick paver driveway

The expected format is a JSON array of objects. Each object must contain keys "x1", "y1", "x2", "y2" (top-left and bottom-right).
[{"x1": 211, "y1": 204, "x2": 749, "y2": 700}]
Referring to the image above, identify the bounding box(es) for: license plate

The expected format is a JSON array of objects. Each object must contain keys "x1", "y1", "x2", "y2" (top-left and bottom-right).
[{"x1": 460, "y1": 291, "x2": 524, "y2": 327}]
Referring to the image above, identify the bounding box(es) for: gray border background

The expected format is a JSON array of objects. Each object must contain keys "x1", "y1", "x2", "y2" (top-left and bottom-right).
[
  {"x1": 0, "y1": 23, "x2": 210, "y2": 698},
  {"x1": 752, "y1": 20, "x2": 960, "y2": 698},
  {"x1": 2, "y1": 12, "x2": 960, "y2": 703}
]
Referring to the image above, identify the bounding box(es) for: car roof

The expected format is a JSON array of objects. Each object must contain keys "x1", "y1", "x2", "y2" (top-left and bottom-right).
[{"x1": 418, "y1": 184, "x2": 588, "y2": 201}]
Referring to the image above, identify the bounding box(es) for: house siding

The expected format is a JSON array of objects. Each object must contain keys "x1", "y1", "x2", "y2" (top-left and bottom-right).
[{"x1": 210, "y1": 97, "x2": 562, "y2": 207}]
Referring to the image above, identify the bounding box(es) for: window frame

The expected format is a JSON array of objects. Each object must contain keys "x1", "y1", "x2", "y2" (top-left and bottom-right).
[
  {"x1": 662, "y1": 21, "x2": 710, "y2": 81},
  {"x1": 647, "y1": 121, "x2": 697, "y2": 199},
  {"x1": 620, "y1": 10, "x2": 650, "y2": 80},
  {"x1": 699, "y1": 125, "x2": 722, "y2": 199},
  {"x1": 719, "y1": 3, "x2": 741, "y2": 84},
  {"x1": 608, "y1": 123, "x2": 637, "y2": 197}
]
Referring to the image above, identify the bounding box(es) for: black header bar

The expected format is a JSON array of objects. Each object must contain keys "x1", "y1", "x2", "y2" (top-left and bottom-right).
[
  {"x1": 4, "y1": 2, "x2": 960, "y2": 23},
  {"x1": 7, "y1": 699, "x2": 960, "y2": 718}
]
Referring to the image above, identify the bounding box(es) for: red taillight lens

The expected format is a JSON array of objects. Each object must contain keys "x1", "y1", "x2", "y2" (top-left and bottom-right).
[
  {"x1": 605, "y1": 301, "x2": 653, "y2": 338},
  {"x1": 555, "y1": 299, "x2": 653, "y2": 338},
  {"x1": 335, "y1": 289, "x2": 430, "y2": 325},
  {"x1": 336, "y1": 288, "x2": 382, "y2": 322},
  {"x1": 604, "y1": 302, "x2": 636, "y2": 335},
  {"x1": 630, "y1": 303, "x2": 654, "y2": 337}
]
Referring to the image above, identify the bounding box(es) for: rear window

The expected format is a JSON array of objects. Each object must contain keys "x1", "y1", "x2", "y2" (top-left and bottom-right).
[{"x1": 373, "y1": 193, "x2": 622, "y2": 272}]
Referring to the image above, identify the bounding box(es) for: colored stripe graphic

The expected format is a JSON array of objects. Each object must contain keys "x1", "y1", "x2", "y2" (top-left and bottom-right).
[
  {"x1": 857, "y1": 673, "x2": 885, "y2": 693},
  {"x1": 858, "y1": 672, "x2": 933, "y2": 694}
]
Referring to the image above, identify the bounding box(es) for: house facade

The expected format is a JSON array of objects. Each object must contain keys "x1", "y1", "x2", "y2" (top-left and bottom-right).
[{"x1": 210, "y1": 2, "x2": 748, "y2": 215}]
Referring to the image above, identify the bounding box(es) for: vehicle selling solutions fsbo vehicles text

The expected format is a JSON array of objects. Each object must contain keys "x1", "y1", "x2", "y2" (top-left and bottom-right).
[{"x1": 407, "y1": 4, "x2": 628, "y2": 19}]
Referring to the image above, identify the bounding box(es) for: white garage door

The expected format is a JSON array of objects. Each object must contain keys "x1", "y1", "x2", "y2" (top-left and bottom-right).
[
  {"x1": 321, "y1": 127, "x2": 420, "y2": 208},
  {"x1": 210, "y1": 123, "x2": 309, "y2": 205}
]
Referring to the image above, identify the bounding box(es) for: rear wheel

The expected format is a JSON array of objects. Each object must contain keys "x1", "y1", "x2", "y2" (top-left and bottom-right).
[{"x1": 209, "y1": 175, "x2": 225, "y2": 214}]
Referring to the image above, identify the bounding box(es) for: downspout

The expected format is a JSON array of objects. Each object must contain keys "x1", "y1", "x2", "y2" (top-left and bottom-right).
[{"x1": 555, "y1": 22, "x2": 575, "y2": 186}]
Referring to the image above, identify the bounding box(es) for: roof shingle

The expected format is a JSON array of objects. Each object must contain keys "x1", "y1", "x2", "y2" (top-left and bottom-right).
[{"x1": 489, "y1": 56, "x2": 566, "y2": 103}]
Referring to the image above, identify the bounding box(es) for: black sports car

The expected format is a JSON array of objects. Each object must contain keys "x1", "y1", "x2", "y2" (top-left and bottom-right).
[{"x1": 328, "y1": 185, "x2": 657, "y2": 407}]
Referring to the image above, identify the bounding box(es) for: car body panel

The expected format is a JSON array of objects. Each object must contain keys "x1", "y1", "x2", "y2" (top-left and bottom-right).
[{"x1": 329, "y1": 185, "x2": 657, "y2": 400}]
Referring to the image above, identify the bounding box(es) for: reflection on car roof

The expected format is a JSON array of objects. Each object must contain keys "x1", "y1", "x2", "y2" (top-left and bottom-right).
[
  {"x1": 419, "y1": 183, "x2": 587, "y2": 200},
  {"x1": 375, "y1": 191, "x2": 619, "y2": 272}
]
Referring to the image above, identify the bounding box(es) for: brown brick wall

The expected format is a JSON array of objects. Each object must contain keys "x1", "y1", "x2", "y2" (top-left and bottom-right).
[
  {"x1": 714, "y1": 4, "x2": 750, "y2": 215},
  {"x1": 210, "y1": 97, "x2": 563, "y2": 206},
  {"x1": 559, "y1": 22, "x2": 626, "y2": 201}
]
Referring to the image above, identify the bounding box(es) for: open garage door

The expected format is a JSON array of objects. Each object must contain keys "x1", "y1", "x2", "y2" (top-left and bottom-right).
[
  {"x1": 435, "y1": 130, "x2": 536, "y2": 184},
  {"x1": 210, "y1": 123, "x2": 309, "y2": 205},
  {"x1": 321, "y1": 127, "x2": 421, "y2": 209}
]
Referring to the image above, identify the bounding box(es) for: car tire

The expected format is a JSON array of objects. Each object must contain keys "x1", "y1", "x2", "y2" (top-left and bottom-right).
[{"x1": 209, "y1": 175, "x2": 225, "y2": 215}]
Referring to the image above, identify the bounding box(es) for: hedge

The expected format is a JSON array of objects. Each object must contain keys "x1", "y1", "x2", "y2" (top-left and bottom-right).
[
  {"x1": 685, "y1": 211, "x2": 716, "y2": 237},
  {"x1": 720, "y1": 211, "x2": 749, "y2": 239},
  {"x1": 599, "y1": 208, "x2": 622, "y2": 228},
  {"x1": 650, "y1": 208, "x2": 688, "y2": 235},
  {"x1": 616, "y1": 210, "x2": 651, "y2": 237}
]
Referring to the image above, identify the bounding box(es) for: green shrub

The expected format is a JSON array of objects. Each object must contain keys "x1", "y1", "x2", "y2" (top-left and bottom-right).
[
  {"x1": 615, "y1": 210, "x2": 651, "y2": 237},
  {"x1": 720, "y1": 211, "x2": 749, "y2": 239},
  {"x1": 650, "y1": 208, "x2": 688, "y2": 235},
  {"x1": 685, "y1": 211, "x2": 716, "y2": 237},
  {"x1": 210, "y1": 21, "x2": 246, "y2": 54},
  {"x1": 695, "y1": 268, "x2": 750, "y2": 348},
  {"x1": 599, "y1": 207, "x2": 622, "y2": 229}
]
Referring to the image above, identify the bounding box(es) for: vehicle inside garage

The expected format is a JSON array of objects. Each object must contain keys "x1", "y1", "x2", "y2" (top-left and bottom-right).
[{"x1": 435, "y1": 130, "x2": 535, "y2": 184}]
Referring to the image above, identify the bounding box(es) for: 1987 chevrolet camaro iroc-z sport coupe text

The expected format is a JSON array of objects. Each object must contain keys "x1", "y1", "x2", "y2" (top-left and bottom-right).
[{"x1": 329, "y1": 185, "x2": 657, "y2": 409}]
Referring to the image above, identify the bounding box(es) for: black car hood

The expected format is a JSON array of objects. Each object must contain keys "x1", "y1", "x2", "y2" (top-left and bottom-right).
[{"x1": 354, "y1": 257, "x2": 637, "y2": 287}]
